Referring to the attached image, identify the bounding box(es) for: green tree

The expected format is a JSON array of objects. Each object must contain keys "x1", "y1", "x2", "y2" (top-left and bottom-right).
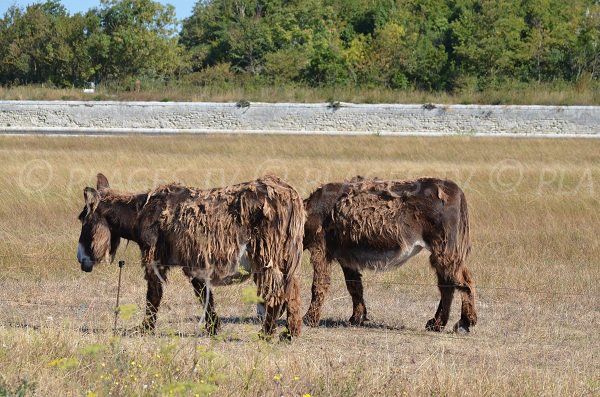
[
  {"x1": 90, "y1": 0, "x2": 184, "y2": 82},
  {"x1": 364, "y1": 0, "x2": 451, "y2": 89},
  {"x1": 0, "y1": 2, "x2": 63, "y2": 85},
  {"x1": 181, "y1": 0, "x2": 346, "y2": 85},
  {"x1": 450, "y1": 0, "x2": 528, "y2": 83},
  {"x1": 183, "y1": 1, "x2": 312, "y2": 72},
  {"x1": 1, "y1": 0, "x2": 598, "y2": 91},
  {"x1": 522, "y1": 0, "x2": 579, "y2": 81},
  {"x1": 571, "y1": 2, "x2": 600, "y2": 80},
  {"x1": 0, "y1": 6, "x2": 27, "y2": 84}
]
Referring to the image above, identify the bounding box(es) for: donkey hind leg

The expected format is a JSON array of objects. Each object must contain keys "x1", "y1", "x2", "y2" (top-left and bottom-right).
[
  {"x1": 140, "y1": 265, "x2": 169, "y2": 333},
  {"x1": 426, "y1": 255, "x2": 477, "y2": 333},
  {"x1": 454, "y1": 266, "x2": 477, "y2": 333},
  {"x1": 303, "y1": 246, "x2": 332, "y2": 327},
  {"x1": 425, "y1": 276, "x2": 455, "y2": 332},
  {"x1": 280, "y1": 275, "x2": 302, "y2": 341},
  {"x1": 191, "y1": 277, "x2": 220, "y2": 336},
  {"x1": 341, "y1": 265, "x2": 368, "y2": 325},
  {"x1": 426, "y1": 254, "x2": 456, "y2": 332}
]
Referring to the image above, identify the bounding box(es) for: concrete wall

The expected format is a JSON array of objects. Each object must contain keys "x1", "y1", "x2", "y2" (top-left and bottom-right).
[{"x1": 1, "y1": 100, "x2": 599, "y2": 137}]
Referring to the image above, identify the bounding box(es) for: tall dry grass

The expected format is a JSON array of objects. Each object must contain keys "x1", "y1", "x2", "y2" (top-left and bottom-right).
[
  {"x1": 1, "y1": 81, "x2": 599, "y2": 104},
  {"x1": 0, "y1": 135, "x2": 599, "y2": 396}
]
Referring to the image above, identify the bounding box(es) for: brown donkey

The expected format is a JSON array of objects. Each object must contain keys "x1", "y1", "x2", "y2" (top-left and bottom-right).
[
  {"x1": 303, "y1": 177, "x2": 477, "y2": 333},
  {"x1": 77, "y1": 173, "x2": 304, "y2": 339}
]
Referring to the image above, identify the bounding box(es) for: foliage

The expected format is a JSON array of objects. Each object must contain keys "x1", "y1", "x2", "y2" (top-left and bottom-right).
[
  {"x1": 116, "y1": 303, "x2": 138, "y2": 320},
  {"x1": 91, "y1": 0, "x2": 183, "y2": 82},
  {"x1": 241, "y1": 286, "x2": 264, "y2": 305},
  {"x1": 0, "y1": 0, "x2": 183, "y2": 86},
  {"x1": 0, "y1": 0, "x2": 599, "y2": 92}
]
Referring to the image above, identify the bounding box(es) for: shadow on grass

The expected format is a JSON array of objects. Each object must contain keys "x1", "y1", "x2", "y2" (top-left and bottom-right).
[
  {"x1": 2, "y1": 320, "x2": 110, "y2": 335},
  {"x1": 2, "y1": 320, "x2": 42, "y2": 331},
  {"x1": 189, "y1": 315, "x2": 263, "y2": 325},
  {"x1": 1, "y1": 317, "x2": 408, "y2": 339},
  {"x1": 172, "y1": 315, "x2": 409, "y2": 331},
  {"x1": 315, "y1": 317, "x2": 407, "y2": 331}
]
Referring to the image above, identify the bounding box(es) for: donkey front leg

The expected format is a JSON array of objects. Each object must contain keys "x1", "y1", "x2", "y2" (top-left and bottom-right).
[
  {"x1": 191, "y1": 278, "x2": 220, "y2": 336},
  {"x1": 140, "y1": 265, "x2": 169, "y2": 333},
  {"x1": 341, "y1": 265, "x2": 368, "y2": 325}
]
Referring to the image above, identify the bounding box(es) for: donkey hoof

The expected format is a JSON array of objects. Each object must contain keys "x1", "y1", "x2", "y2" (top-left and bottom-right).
[
  {"x1": 348, "y1": 315, "x2": 365, "y2": 326},
  {"x1": 453, "y1": 321, "x2": 471, "y2": 334},
  {"x1": 425, "y1": 318, "x2": 444, "y2": 332}
]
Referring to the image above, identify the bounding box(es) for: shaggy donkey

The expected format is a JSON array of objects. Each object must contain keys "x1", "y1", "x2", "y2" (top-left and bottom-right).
[
  {"x1": 303, "y1": 177, "x2": 477, "y2": 333},
  {"x1": 77, "y1": 173, "x2": 304, "y2": 339}
]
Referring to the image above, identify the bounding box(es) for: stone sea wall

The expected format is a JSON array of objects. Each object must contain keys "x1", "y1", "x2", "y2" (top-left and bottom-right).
[{"x1": 1, "y1": 101, "x2": 598, "y2": 137}]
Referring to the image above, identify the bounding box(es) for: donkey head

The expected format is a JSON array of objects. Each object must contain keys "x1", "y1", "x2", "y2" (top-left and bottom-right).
[{"x1": 77, "y1": 173, "x2": 121, "y2": 272}]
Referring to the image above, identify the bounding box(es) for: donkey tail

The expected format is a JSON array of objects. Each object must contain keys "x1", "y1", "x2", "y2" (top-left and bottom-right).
[
  {"x1": 254, "y1": 176, "x2": 305, "y2": 305},
  {"x1": 455, "y1": 188, "x2": 471, "y2": 264},
  {"x1": 281, "y1": 184, "x2": 305, "y2": 295},
  {"x1": 440, "y1": 183, "x2": 471, "y2": 267}
]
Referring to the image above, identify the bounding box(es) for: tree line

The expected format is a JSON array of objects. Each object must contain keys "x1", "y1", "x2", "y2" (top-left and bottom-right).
[{"x1": 1, "y1": 0, "x2": 598, "y2": 91}]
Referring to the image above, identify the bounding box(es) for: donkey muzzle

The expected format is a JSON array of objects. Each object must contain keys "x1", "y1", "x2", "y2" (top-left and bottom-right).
[
  {"x1": 80, "y1": 260, "x2": 94, "y2": 272},
  {"x1": 77, "y1": 243, "x2": 94, "y2": 272}
]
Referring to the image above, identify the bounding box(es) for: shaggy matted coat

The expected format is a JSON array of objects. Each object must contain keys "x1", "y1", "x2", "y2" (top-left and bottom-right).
[
  {"x1": 77, "y1": 174, "x2": 304, "y2": 338},
  {"x1": 303, "y1": 177, "x2": 477, "y2": 332}
]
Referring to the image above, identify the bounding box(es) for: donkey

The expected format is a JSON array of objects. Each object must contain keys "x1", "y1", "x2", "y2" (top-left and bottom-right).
[
  {"x1": 77, "y1": 173, "x2": 304, "y2": 339},
  {"x1": 302, "y1": 177, "x2": 477, "y2": 333}
]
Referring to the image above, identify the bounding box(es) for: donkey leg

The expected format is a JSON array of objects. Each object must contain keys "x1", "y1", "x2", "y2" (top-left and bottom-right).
[
  {"x1": 191, "y1": 278, "x2": 220, "y2": 336},
  {"x1": 303, "y1": 246, "x2": 331, "y2": 327},
  {"x1": 426, "y1": 282, "x2": 455, "y2": 332},
  {"x1": 426, "y1": 259, "x2": 456, "y2": 332},
  {"x1": 341, "y1": 266, "x2": 368, "y2": 326},
  {"x1": 282, "y1": 275, "x2": 302, "y2": 340},
  {"x1": 140, "y1": 266, "x2": 168, "y2": 333},
  {"x1": 454, "y1": 266, "x2": 477, "y2": 333}
]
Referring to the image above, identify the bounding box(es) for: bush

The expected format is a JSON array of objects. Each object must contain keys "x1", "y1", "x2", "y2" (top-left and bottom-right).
[{"x1": 182, "y1": 63, "x2": 236, "y2": 87}]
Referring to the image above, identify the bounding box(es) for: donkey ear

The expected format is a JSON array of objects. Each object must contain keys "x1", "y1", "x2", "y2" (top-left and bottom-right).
[
  {"x1": 97, "y1": 173, "x2": 110, "y2": 190},
  {"x1": 84, "y1": 187, "x2": 100, "y2": 213}
]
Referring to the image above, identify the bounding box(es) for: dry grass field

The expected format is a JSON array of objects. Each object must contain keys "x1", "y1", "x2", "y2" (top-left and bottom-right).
[
  {"x1": 2, "y1": 83, "x2": 600, "y2": 105},
  {"x1": 0, "y1": 134, "x2": 599, "y2": 396}
]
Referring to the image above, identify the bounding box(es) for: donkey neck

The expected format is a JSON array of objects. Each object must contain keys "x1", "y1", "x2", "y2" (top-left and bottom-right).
[{"x1": 102, "y1": 192, "x2": 148, "y2": 243}]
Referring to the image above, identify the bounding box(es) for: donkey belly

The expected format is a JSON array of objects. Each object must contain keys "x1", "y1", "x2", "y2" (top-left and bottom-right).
[
  {"x1": 210, "y1": 243, "x2": 253, "y2": 286},
  {"x1": 337, "y1": 240, "x2": 428, "y2": 271}
]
